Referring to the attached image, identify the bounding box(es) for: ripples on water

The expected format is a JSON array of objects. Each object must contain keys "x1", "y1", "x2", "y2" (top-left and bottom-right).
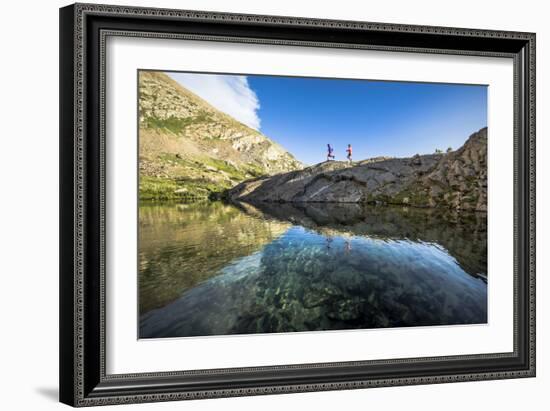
[{"x1": 139, "y1": 201, "x2": 487, "y2": 338}]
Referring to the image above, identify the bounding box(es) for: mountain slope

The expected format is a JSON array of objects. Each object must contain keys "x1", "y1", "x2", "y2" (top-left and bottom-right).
[
  {"x1": 138, "y1": 71, "x2": 302, "y2": 200},
  {"x1": 229, "y1": 127, "x2": 487, "y2": 212}
]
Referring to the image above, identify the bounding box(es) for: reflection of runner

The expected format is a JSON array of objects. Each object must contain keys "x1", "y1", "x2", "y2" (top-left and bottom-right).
[
  {"x1": 327, "y1": 144, "x2": 335, "y2": 161},
  {"x1": 346, "y1": 144, "x2": 353, "y2": 163},
  {"x1": 326, "y1": 236, "x2": 333, "y2": 250},
  {"x1": 344, "y1": 240, "x2": 352, "y2": 254}
]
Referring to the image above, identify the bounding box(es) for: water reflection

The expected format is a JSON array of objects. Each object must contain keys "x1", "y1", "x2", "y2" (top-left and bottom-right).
[
  {"x1": 139, "y1": 201, "x2": 487, "y2": 338},
  {"x1": 139, "y1": 202, "x2": 290, "y2": 314},
  {"x1": 248, "y1": 202, "x2": 487, "y2": 280}
]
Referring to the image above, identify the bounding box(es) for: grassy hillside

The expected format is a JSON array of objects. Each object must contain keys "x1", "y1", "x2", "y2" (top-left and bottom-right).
[{"x1": 138, "y1": 71, "x2": 302, "y2": 200}]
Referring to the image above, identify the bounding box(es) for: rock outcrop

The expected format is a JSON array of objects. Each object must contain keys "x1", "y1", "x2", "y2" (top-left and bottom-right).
[
  {"x1": 139, "y1": 71, "x2": 302, "y2": 200},
  {"x1": 229, "y1": 128, "x2": 487, "y2": 211}
]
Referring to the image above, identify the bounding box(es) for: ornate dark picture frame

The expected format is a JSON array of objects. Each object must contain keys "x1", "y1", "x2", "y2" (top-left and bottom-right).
[{"x1": 59, "y1": 3, "x2": 535, "y2": 407}]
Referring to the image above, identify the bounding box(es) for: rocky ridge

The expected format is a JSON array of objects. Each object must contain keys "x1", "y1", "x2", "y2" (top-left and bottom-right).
[{"x1": 229, "y1": 127, "x2": 487, "y2": 211}]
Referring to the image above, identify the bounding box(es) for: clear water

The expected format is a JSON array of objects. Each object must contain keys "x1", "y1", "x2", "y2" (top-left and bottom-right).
[{"x1": 139, "y1": 201, "x2": 487, "y2": 338}]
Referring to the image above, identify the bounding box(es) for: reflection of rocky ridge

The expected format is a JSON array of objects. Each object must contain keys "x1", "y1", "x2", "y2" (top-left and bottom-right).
[
  {"x1": 242, "y1": 202, "x2": 487, "y2": 279},
  {"x1": 229, "y1": 128, "x2": 487, "y2": 211}
]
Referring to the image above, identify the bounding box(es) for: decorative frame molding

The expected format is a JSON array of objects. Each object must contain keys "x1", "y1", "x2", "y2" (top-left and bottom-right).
[{"x1": 60, "y1": 3, "x2": 535, "y2": 407}]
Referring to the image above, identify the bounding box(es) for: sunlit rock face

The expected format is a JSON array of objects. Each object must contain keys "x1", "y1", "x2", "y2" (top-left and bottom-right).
[{"x1": 229, "y1": 128, "x2": 487, "y2": 212}]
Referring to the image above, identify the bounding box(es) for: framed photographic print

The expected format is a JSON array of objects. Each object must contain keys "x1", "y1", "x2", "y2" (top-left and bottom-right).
[{"x1": 59, "y1": 3, "x2": 536, "y2": 407}]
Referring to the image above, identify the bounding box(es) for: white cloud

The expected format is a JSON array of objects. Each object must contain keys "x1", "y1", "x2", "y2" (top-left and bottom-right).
[{"x1": 167, "y1": 72, "x2": 261, "y2": 130}]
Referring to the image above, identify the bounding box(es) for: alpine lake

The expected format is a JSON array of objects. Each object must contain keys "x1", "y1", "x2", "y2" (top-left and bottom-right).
[{"x1": 139, "y1": 201, "x2": 487, "y2": 338}]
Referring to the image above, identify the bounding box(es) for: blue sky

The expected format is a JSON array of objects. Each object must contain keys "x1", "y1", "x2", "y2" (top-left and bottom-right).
[{"x1": 169, "y1": 72, "x2": 487, "y2": 166}]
